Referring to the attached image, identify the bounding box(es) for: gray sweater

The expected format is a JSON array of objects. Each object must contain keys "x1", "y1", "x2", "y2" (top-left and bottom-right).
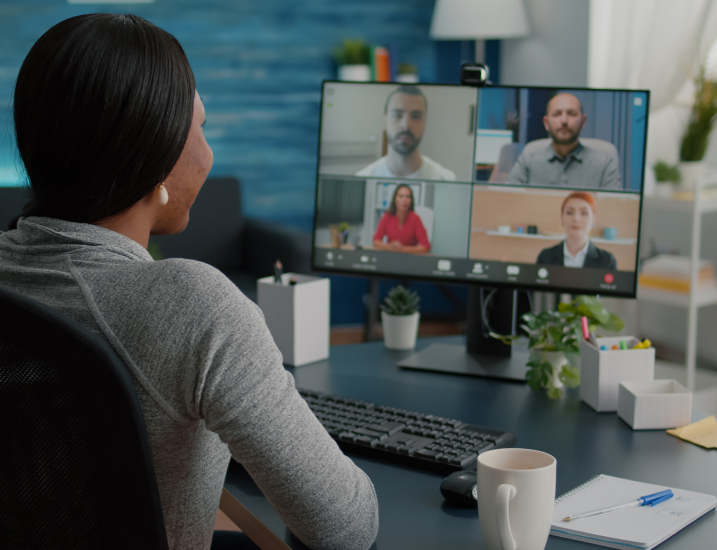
[{"x1": 0, "y1": 217, "x2": 378, "y2": 550}]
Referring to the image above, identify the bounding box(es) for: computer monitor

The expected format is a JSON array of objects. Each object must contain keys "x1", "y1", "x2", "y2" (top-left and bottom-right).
[{"x1": 312, "y1": 81, "x2": 649, "y2": 380}]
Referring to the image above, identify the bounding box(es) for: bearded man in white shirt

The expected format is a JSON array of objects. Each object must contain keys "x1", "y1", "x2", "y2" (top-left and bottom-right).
[{"x1": 357, "y1": 85, "x2": 456, "y2": 181}]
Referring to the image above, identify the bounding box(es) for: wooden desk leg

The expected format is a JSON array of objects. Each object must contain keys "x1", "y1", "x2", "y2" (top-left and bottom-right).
[{"x1": 219, "y1": 488, "x2": 290, "y2": 550}]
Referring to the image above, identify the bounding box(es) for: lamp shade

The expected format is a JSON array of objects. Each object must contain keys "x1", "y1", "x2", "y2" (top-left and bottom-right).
[{"x1": 430, "y1": 0, "x2": 530, "y2": 40}]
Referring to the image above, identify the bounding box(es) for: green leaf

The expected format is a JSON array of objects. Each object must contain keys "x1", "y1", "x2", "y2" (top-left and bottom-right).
[
  {"x1": 557, "y1": 302, "x2": 575, "y2": 314},
  {"x1": 601, "y1": 313, "x2": 625, "y2": 333},
  {"x1": 525, "y1": 358, "x2": 543, "y2": 368},
  {"x1": 526, "y1": 365, "x2": 549, "y2": 390},
  {"x1": 489, "y1": 332, "x2": 520, "y2": 345},
  {"x1": 559, "y1": 366, "x2": 581, "y2": 388},
  {"x1": 522, "y1": 313, "x2": 537, "y2": 329},
  {"x1": 547, "y1": 326, "x2": 564, "y2": 344},
  {"x1": 546, "y1": 385, "x2": 564, "y2": 400}
]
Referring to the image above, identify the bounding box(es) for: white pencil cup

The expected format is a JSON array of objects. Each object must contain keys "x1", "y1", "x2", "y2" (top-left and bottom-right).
[
  {"x1": 580, "y1": 337, "x2": 655, "y2": 412},
  {"x1": 257, "y1": 273, "x2": 330, "y2": 367}
]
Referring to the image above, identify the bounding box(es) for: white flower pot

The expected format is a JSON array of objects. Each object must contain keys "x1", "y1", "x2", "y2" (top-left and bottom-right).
[
  {"x1": 396, "y1": 73, "x2": 419, "y2": 83},
  {"x1": 541, "y1": 351, "x2": 568, "y2": 389},
  {"x1": 381, "y1": 311, "x2": 420, "y2": 350},
  {"x1": 654, "y1": 182, "x2": 675, "y2": 199},
  {"x1": 678, "y1": 161, "x2": 706, "y2": 191},
  {"x1": 338, "y1": 64, "x2": 371, "y2": 82}
]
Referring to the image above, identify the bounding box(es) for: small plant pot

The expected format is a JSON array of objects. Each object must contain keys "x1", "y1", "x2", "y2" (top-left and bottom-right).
[
  {"x1": 654, "y1": 182, "x2": 676, "y2": 199},
  {"x1": 338, "y1": 64, "x2": 371, "y2": 82},
  {"x1": 678, "y1": 161, "x2": 706, "y2": 191},
  {"x1": 541, "y1": 351, "x2": 568, "y2": 390},
  {"x1": 381, "y1": 311, "x2": 420, "y2": 350}
]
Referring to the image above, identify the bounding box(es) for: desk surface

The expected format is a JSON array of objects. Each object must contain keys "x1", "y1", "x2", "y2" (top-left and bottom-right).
[{"x1": 224, "y1": 336, "x2": 717, "y2": 549}]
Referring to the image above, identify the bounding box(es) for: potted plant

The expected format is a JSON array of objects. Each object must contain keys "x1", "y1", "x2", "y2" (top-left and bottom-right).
[
  {"x1": 679, "y1": 70, "x2": 717, "y2": 190},
  {"x1": 652, "y1": 161, "x2": 681, "y2": 199},
  {"x1": 396, "y1": 63, "x2": 419, "y2": 83},
  {"x1": 380, "y1": 284, "x2": 420, "y2": 350},
  {"x1": 334, "y1": 39, "x2": 371, "y2": 82},
  {"x1": 492, "y1": 296, "x2": 624, "y2": 399}
]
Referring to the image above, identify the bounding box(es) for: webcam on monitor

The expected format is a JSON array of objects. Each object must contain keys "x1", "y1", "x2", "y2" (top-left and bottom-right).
[{"x1": 460, "y1": 62, "x2": 489, "y2": 87}]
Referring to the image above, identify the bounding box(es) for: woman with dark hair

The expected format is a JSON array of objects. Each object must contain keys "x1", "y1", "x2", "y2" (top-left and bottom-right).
[
  {"x1": 372, "y1": 184, "x2": 430, "y2": 253},
  {"x1": 536, "y1": 192, "x2": 617, "y2": 269},
  {"x1": 0, "y1": 14, "x2": 377, "y2": 550}
]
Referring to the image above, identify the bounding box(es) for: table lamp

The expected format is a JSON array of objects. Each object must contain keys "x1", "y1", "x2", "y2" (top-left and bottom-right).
[{"x1": 430, "y1": 0, "x2": 530, "y2": 63}]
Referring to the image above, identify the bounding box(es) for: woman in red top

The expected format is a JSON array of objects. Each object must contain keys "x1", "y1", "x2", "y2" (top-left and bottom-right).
[{"x1": 372, "y1": 184, "x2": 430, "y2": 253}]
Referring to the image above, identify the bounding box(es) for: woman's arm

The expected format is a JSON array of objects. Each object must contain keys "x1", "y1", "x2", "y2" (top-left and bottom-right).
[
  {"x1": 182, "y1": 267, "x2": 379, "y2": 550},
  {"x1": 399, "y1": 244, "x2": 428, "y2": 254}
]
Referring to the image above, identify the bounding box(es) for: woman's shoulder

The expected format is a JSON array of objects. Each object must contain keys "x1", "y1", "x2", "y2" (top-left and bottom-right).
[
  {"x1": 139, "y1": 258, "x2": 253, "y2": 310},
  {"x1": 537, "y1": 242, "x2": 563, "y2": 263}
]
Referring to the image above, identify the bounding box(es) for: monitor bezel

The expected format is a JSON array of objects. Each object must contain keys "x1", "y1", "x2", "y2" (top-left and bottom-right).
[{"x1": 311, "y1": 80, "x2": 650, "y2": 299}]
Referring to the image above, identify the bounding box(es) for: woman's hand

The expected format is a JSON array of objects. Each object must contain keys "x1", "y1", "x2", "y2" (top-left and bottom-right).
[{"x1": 387, "y1": 240, "x2": 403, "y2": 252}]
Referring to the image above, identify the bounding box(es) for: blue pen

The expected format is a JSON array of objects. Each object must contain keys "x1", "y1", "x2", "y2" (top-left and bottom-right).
[{"x1": 561, "y1": 490, "x2": 673, "y2": 522}]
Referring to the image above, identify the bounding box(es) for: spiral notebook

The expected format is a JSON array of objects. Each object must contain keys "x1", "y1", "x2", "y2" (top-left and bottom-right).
[{"x1": 550, "y1": 475, "x2": 716, "y2": 549}]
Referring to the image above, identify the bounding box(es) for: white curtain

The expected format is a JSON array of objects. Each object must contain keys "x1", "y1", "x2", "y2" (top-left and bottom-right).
[
  {"x1": 589, "y1": 0, "x2": 717, "y2": 171},
  {"x1": 589, "y1": 0, "x2": 717, "y2": 112}
]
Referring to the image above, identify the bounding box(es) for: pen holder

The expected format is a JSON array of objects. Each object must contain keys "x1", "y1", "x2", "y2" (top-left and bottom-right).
[
  {"x1": 257, "y1": 273, "x2": 330, "y2": 367},
  {"x1": 580, "y1": 337, "x2": 655, "y2": 412}
]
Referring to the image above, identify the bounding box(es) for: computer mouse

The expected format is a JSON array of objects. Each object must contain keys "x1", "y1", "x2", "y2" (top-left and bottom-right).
[{"x1": 440, "y1": 470, "x2": 478, "y2": 508}]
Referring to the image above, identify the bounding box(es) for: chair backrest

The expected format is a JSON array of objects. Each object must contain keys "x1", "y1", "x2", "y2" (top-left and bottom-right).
[
  {"x1": 413, "y1": 206, "x2": 434, "y2": 243},
  {"x1": 0, "y1": 186, "x2": 31, "y2": 231},
  {"x1": 0, "y1": 286, "x2": 168, "y2": 550}
]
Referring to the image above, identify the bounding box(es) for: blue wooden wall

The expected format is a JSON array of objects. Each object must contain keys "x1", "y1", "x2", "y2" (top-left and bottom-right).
[
  {"x1": 0, "y1": 0, "x2": 440, "y2": 232},
  {"x1": 0, "y1": 0, "x2": 483, "y2": 324}
]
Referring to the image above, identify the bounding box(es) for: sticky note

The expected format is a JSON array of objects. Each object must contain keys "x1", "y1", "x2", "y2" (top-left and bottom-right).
[{"x1": 667, "y1": 416, "x2": 717, "y2": 449}]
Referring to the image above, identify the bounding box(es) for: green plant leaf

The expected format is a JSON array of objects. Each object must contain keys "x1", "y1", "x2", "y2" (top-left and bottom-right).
[
  {"x1": 546, "y1": 385, "x2": 564, "y2": 400},
  {"x1": 522, "y1": 313, "x2": 537, "y2": 329},
  {"x1": 547, "y1": 326, "x2": 564, "y2": 344},
  {"x1": 490, "y1": 332, "x2": 521, "y2": 345},
  {"x1": 601, "y1": 313, "x2": 625, "y2": 332},
  {"x1": 526, "y1": 365, "x2": 548, "y2": 390},
  {"x1": 557, "y1": 302, "x2": 575, "y2": 314},
  {"x1": 559, "y1": 366, "x2": 581, "y2": 388}
]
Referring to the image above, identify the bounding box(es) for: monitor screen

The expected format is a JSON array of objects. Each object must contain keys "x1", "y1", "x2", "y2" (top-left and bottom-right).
[{"x1": 312, "y1": 82, "x2": 649, "y2": 298}]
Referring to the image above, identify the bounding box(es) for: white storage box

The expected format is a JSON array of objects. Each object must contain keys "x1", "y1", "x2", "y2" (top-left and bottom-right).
[
  {"x1": 580, "y1": 337, "x2": 655, "y2": 412},
  {"x1": 617, "y1": 379, "x2": 692, "y2": 430},
  {"x1": 257, "y1": 273, "x2": 330, "y2": 367}
]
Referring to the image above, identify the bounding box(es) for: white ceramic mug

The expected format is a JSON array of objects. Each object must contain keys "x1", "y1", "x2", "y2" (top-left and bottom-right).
[{"x1": 477, "y1": 448, "x2": 556, "y2": 550}]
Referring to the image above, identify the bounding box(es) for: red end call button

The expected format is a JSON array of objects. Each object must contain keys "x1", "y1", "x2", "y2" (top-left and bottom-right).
[{"x1": 604, "y1": 273, "x2": 614, "y2": 284}]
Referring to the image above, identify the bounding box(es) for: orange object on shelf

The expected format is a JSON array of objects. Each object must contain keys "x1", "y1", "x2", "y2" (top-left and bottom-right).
[{"x1": 374, "y1": 47, "x2": 390, "y2": 82}]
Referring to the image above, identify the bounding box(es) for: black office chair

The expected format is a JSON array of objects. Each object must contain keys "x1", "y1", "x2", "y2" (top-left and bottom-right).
[{"x1": 0, "y1": 285, "x2": 169, "y2": 549}]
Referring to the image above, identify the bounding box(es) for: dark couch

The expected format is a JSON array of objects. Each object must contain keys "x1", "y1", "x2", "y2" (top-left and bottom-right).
[{"x1": 0, "y1": 178, "x2": 312, "y2": 302}]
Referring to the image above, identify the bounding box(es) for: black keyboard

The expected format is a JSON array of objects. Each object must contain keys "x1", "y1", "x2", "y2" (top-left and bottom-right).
[{"x1": 299, "y1": 388, "x2": 516, "y2": 475}]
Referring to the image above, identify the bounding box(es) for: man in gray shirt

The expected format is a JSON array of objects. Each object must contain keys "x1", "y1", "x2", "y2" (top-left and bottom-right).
[{"x1": 506, "y1": 93, "x2": 621, "y2": 190}]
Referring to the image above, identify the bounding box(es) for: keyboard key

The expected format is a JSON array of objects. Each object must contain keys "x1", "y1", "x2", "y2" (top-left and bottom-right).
[
  {"x1": 469, "y1": 441, "x2": 494, "y2": 453},
  {"x1": 372, "y1": 422, "x2": 406, "y2": 435},
  {"x1": 415, "y1": 449, "x2": 439, "y2": 460},
  {"x1": 451, "y1": 453, "x2": 478, "y2": 468},
  {"x1": 354, "y1": 428, "x2": 387, "y2": 441},
  {"x1": 477, "y1": 442, "x2": 495, "y2": 454},
  {"x1": 492, "y1": 433, "x2": 513, "y2": 446}
]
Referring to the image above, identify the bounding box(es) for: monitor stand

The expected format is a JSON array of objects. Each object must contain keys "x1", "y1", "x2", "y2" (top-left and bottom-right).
[{"x1": 399, "y1": 287, "x2": 530, "y2": 382}]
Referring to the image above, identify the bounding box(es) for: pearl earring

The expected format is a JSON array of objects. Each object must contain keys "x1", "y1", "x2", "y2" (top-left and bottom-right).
[{"x1": 158, "y1": 184, "x2": 169, "y2": 206}]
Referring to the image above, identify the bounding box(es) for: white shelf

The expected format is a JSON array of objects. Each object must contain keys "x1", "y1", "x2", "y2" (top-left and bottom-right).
[
  {"x1": 644, "y1": 195, "x2": 717, "y2": 214},
  {"x1": 640, "y1": 179, "x2": 717, "y2": 392},
  {"x1": 637, "y1": 285, "x2": 717, "y2": 308},
  {"x1": 482, "y1": 230, "x2": 636, "y2": 245}
]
